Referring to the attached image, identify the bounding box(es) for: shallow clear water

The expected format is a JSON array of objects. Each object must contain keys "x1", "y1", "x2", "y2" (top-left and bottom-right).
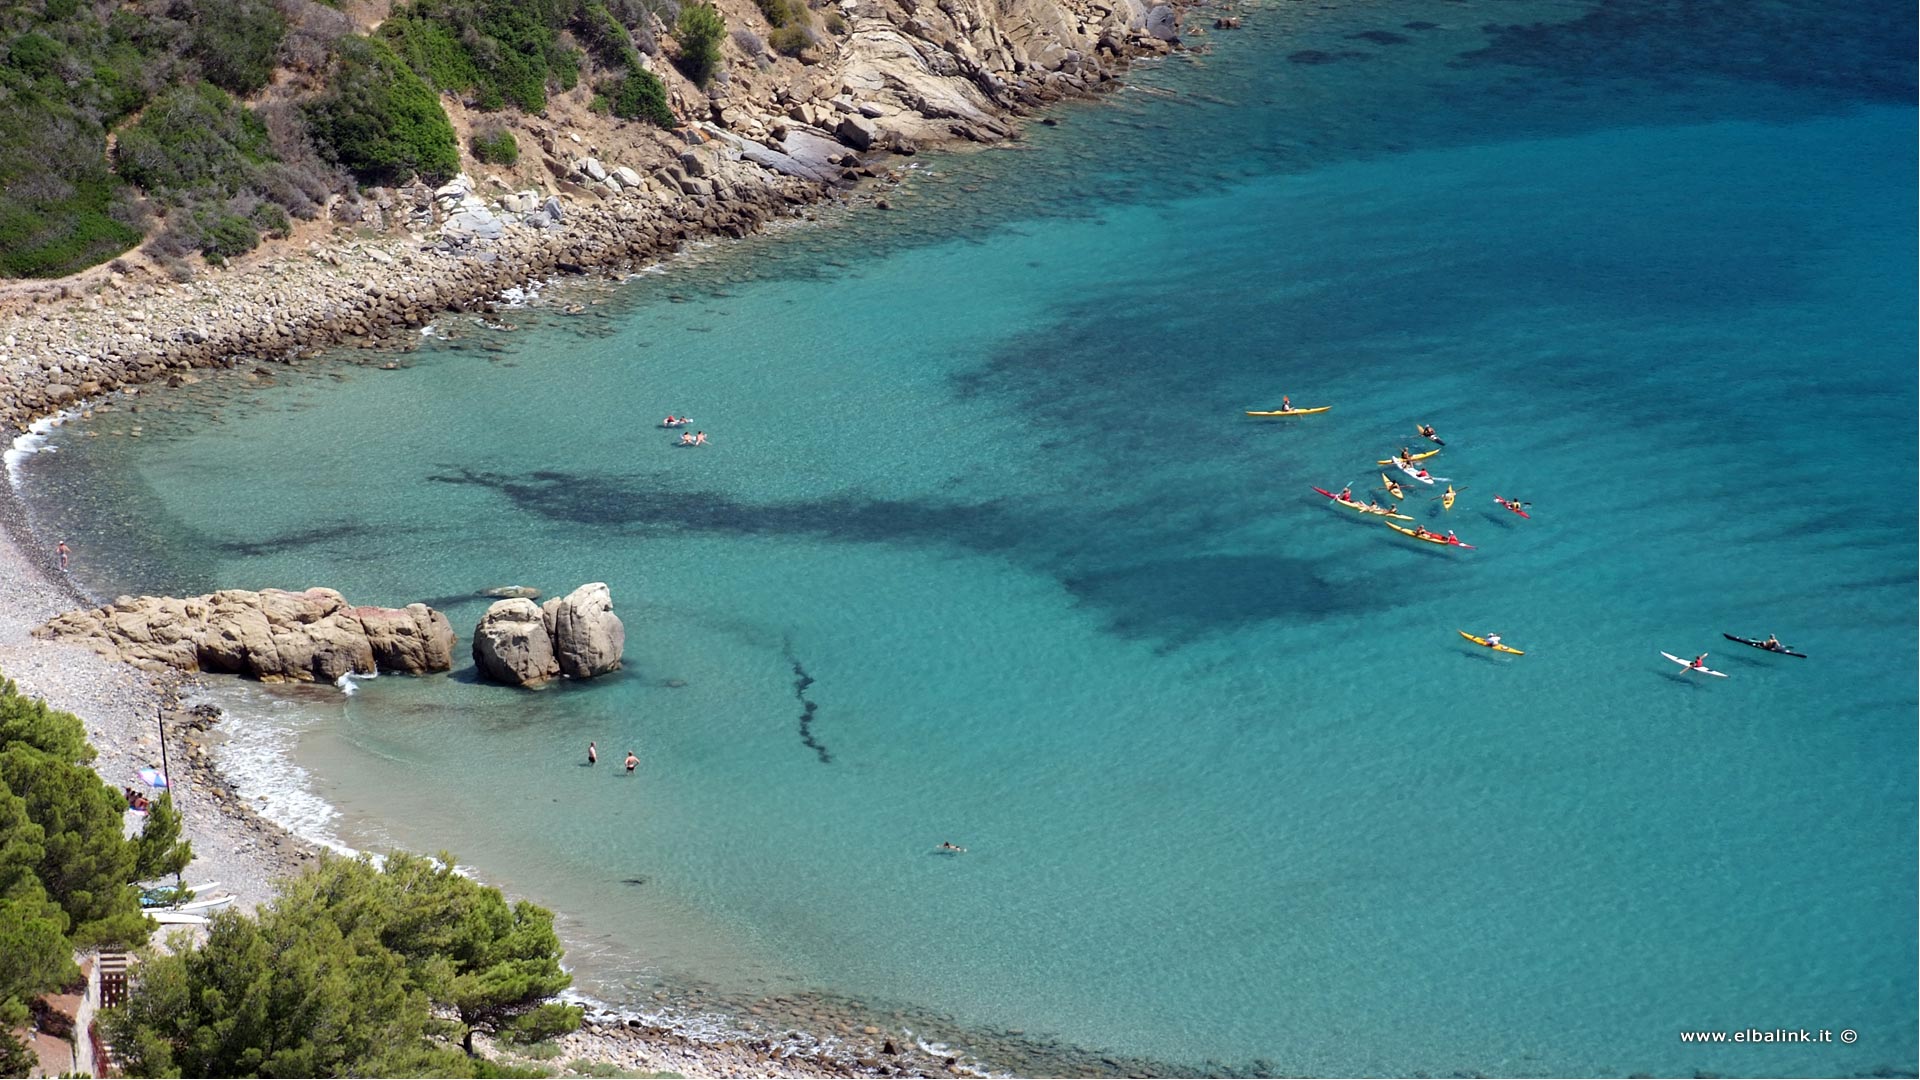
[{"x1": 20, "y1": 0, "x2": 1917, "y2": 1073}]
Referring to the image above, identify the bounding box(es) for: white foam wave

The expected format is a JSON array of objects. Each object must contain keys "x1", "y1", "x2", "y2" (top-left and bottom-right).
[
  {"x1": 5, "y1": 412, "x2": 72, "y2": 491},
  {"x1": 193, "y1": 687, "x2": 358, "y2": 856}
]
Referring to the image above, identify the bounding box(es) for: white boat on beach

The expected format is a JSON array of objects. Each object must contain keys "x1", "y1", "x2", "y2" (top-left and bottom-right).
[{"x1": 150, "y1": 910, "x2": 210, "y2": 926}]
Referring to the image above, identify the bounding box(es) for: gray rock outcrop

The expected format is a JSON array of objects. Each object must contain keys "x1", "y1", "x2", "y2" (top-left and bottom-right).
[
  {"x1": 35, "y1": 588, "x2": 456, "y2": 683},
  {"x1": 472, "y1": 598, "x2": 560, "y2": 687},
  {"x1": 541, "y1": 583, "x2": 625, "y2": 679}
]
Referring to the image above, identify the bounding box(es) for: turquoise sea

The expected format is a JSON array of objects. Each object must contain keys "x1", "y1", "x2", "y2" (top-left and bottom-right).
[{"x1": 16, "y1": 0, "x2": 1917, "y2": 1074}]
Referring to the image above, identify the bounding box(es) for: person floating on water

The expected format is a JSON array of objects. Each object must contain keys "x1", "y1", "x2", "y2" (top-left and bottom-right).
[
  {"x1": 938, "y1": 841, "x2": 966, "y2": 853},
  {"x1": 588, "y1": 741, "x2": 598, "y2": 765},
  {"x1": 624, "y1": 751, "x2": 639, "y2": 774},
  {"x1": 678, "y1": 431, "x2": 696, "y2": 446},
  {"x1": 692, "y1": 431, "x2": 708, "y2": 446}
]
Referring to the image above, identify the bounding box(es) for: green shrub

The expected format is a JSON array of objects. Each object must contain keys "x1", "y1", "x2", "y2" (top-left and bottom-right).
[
  {"x1": 306, "y1": 35, "x2": 459, "y2": 184},
  {"x1": 824, "y1": 10, "x2": 847, "y2": 34},
  {"x1": 113, "y1": 82, "x2": 276, "y2": 201},
  {"x1": 471, "y1": 126, "x2": 520, "y2": 165},
  {"x1": 195, "y1": 211, "x2": 258, "y2": 260},
  {"x1": 575, "y1": 0, "x2": 643, "y2": 70},
  {"x1": 177, "y1": 0, "x2": 287, "y2": 95},
  {"x1": 753, "y1": 0, "x2": 809, "y2": 29},
  {"x1": 6, "y1": 33, "x2": 62, "y2": 79},
  {"x1": 674, "y1": 2, "x2": 725, "y2": 85},
  {"x1": 380, "y1": 0, "x2": 571, "y2": 113},
  {"x1": 249, "y1": 198, "x2": 290, "y2": 238},
  {"x1": 549, "y1": 41, "x2": 580, "y2": 89},
  {"x1": 602, "y1": 68, "x2": 675, "y2": 127},
  {"x1": 768, "y1": 24, "x2": 814, "y2": 55},
  {"x1": 0, "y1": 98, "x2": 142, "y2": 277}
]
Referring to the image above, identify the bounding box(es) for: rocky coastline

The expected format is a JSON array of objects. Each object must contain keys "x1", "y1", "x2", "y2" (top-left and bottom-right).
[{"x1": 0, "y1": 0, "x2": 1215, "y2": 437}]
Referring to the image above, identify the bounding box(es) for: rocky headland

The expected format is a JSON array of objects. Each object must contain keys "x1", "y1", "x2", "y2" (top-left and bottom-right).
[{"x1": 33, "y1": 586, "x2": 455, "y2": 682}]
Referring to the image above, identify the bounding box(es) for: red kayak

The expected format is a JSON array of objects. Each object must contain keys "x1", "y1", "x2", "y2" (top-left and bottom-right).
[{"x1": 1494, "y1": 496, "x2": 1532, "y2": 519}]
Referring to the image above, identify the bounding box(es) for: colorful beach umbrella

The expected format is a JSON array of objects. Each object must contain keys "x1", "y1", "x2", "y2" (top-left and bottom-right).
[{"x1": 136, "y1": 767, "x2": 168, "y2": 789}]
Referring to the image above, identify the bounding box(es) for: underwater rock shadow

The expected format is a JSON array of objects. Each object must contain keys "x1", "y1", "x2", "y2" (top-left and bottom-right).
[
  {"x1": 1059, "y1": 552, "x2": 1386, "y2": 649},
  {"x1": 424, "y1": 467, "x2": 1395, "y2": 646},
  {"x1": 210, "y1": 519, "x2": 423, "y2": 559}
]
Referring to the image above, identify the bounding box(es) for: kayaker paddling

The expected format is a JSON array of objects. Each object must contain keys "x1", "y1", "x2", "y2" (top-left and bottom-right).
[
  {"x1": 1281, "y1": 395, "x2": 1292, "y2": 412},
  {"x1": 1763, "y1": 633, "x2": 1781, "y2": 650},
  {"x1": 1485, "y1": 633, "x2": 1502, "y2": 648},
  {"x1": 1690, "y1": 653, "x2": 1710, "y2": 670}
]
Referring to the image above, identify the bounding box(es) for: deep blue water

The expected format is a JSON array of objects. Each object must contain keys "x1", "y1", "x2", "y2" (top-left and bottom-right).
[{"x1": 18, "y1": 0, "x2": 1917, "y2": 1074}]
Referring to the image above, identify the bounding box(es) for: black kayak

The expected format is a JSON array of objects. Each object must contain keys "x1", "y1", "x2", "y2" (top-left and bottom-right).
[{"x1": 1723, "y1": 633, "x2": 1807, "y2": 658}]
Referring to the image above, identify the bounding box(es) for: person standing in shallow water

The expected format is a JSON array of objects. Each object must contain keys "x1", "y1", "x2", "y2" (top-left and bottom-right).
[
  {"x1": 588, "y1": 741, "x2": 597, "y2": 765},
  {"x1": 56, "y1": 540, "x2": 69, "y2": 570},
  {"x1": 624, "y1": 751, "x2": 638, "y2": 774}
]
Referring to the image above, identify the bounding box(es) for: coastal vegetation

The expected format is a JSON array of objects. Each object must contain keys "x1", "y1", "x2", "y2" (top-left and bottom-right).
[
  {"x1": 0, "y1": 0, "x2": 681, "y2": 279},
  {"x1": 102, "y1": 852, "x2": 580, "y2": 1077},
  {"x1": 0, "y1": 676, "x2": 191, "y2": 1074},
  {"x1": 674, "y1": 3, "x2": 728, "y2": 85},
  {"x1": 473, "y1": 127, "x2": 524, "y2": 167}
]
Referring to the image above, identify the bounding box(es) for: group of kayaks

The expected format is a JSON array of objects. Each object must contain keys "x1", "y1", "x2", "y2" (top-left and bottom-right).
[
  {"x1": 1269, "y1": 403, "x2": 1808, "y2": 674},
  {"x1": 1308, "y1": 424, "x2": 1503, "y2": 551}
]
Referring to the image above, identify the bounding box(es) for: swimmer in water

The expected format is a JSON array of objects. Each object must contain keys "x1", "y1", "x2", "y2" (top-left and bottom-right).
[{"x1": 938, "y1": 841, "x2": 966, "y2": 853}]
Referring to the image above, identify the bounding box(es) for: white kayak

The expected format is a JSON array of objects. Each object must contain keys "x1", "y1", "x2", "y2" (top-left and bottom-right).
[
  {"x1": 1392, "y1": 460, "x2": 1448, "y2": 486},
  {"x1": 1662, "y1": 651, "x2": 1728, "y2": 678},
  {"x1": 150, "y1": 911, "x2": 211, "y2": 926}
]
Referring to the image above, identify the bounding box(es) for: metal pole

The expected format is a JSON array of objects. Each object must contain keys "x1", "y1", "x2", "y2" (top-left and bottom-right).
[
  {"x1": 156, "y1": 703, "x2": 170, "y2": 797},
  {"x1": 156, "y1": 704, "x2": 182, "y2": 892}
]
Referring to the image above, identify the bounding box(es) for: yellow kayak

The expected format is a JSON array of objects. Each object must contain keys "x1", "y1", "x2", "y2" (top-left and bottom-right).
[
  {"x1": 1381, "y1": 473, "x2": 1404, "y2": 500},
  {"x1": 1246, "y1": 405, "x2": 1331, "y2": 416},
  {"x1": 1386, "y1": 521, "x2": 1473, "y2": 548},
  {"x1": 1459, "y1": 630, "x2": 1524, "y2": 655},
  {"x1": 1314, "y1": 487, "x2": 1414, "y2": 521},
  {"x1": 1374, "y1": 447, "x2": 1441, "y2": 465},
  {"x1": 1441, "y1": 484, "x2": 1456, "y2": 510}
]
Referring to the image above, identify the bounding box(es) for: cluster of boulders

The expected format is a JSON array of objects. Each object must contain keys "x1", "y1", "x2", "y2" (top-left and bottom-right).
[
  {"x1": 34, "y1": 587, "x2": 455, "y2": 683},
  {"x1": 433, "y1": 173, "x2": 567, "y2": 242},
  {"x1": 566, "y1": 156, "x2": 648, "y2": 198},
  {"x1": 472, "y1": 583, "x2": 625, "y2": 687},
  {"x1": 34, "y1": 582, "x2": 628, "y2": 690}
]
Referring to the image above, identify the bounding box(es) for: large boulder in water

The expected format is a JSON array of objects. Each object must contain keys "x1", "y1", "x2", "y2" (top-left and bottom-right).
[
  {"x1": 359, "y1": 604, "x2": 457, "y2": 674},
  {"x1": 472, "y1": 598, "x2": 560, "y2": 687},
  {"x1": 542, "y1": 583, "x2": 624, "y2": 679}
]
